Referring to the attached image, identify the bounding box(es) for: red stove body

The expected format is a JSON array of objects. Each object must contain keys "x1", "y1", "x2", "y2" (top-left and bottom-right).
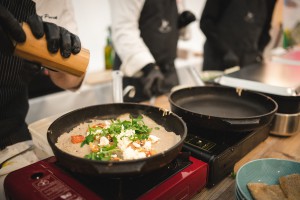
[{"x1": 4, "y1": 155, "x2": 208, "y2": 200}]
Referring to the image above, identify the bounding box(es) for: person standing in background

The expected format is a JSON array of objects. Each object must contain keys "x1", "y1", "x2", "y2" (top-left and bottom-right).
[
  {"x1": 110, "y1": 0, "x2": 196, "y2": 102},
  {"x1": 200, "y1": 0, "x2": 277, "y2": 71}
]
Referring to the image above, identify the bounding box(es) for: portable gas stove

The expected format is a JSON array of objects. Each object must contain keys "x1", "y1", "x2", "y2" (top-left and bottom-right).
[
  {"x1": 183, "y1": 124, "x2": 270, "y2": 187},
  {"x1": 4, "y1": 152, "x2": 208, "y2": 200}
]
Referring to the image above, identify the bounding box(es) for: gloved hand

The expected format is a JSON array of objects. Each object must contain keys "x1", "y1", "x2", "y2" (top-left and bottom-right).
[
  {"x1": 27, "y1": 14, "x2": 81, "y2": 58},
  {"x1": 0, "y1": 5, "x2": 26, "y2": 55},
  {"x1": 141, "y1": 64, "x2": 164, "y2": 98},
  {"x1": 0, "y1": 5, "x2": 81, "y2": 58},
  {"x1": 223, "y1": 51, "x2": 239, "y2": 68},
  {"x1": 178, "y1": 11, "x2": 196, "y2": 29}
]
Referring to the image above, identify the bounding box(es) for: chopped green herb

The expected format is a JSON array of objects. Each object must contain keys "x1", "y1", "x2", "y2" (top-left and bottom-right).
[
  {"x1": 80, "y1": 126, "x2": 95, "y2": 147},
  {"x1": 81, "y1": 115, "x2": 152, "y2": 161}
]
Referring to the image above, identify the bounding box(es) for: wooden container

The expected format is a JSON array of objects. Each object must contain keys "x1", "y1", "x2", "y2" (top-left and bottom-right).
[{"x1": 14, "y1": 23, "x2": 90, "y2": 77}]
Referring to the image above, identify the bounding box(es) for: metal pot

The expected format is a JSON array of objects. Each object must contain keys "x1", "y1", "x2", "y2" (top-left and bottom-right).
[
  {"x1": 266, "y1": 93, "x2": 300, "y2": 136},
  {"x1": 270, "y1": 112, "x2": 300, "y2": 136}
]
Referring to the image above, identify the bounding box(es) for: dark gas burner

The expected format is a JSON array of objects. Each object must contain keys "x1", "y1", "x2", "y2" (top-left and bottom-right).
[{"x1": 183, "y1": 125, "x2": 270, "y2": 187}]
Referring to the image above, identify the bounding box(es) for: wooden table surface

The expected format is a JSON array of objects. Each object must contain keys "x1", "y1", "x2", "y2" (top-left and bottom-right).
[{"x1": 147, "y1": 95, "x2": 300, "y2": 200}]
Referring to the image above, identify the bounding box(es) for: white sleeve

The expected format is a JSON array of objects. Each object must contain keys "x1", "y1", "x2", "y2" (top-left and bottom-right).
[
  {"x1": 109, "y1": 0, "x2": 155, "y2": 76},
  {"x1": 34, "y1": 0, "x2": 78, "y2": 35}
]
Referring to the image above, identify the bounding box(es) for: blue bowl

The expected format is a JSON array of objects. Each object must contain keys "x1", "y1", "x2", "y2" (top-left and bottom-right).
[
  {"x1": 235, "y1": 188, "x2": 244, "y2": 200},
  {"x1": 236, "y1": 158, "x2": 300, "y2": 200}
]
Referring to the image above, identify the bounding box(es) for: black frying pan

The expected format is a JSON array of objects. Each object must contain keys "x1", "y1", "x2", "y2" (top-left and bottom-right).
[
  {"x1": 47, "y1": 103, "x2": 187, "y2": 176},
  {"x1": 169, "y1": 86, "x2": 278, "y2": 134}
]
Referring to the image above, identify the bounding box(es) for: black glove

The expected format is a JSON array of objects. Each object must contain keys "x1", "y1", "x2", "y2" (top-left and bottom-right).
[
  {"x1": 0, "y1": 5, "x2": 26, "y2": 55},
  {"x1": 27, "y1": 14, "x2": 81, "y2": 58},
  {"x1": 141, "y1": 64, "x2": 164, "y2": 98},
  {"x1": 178, "y1": 11, "x2": 196, "y2": 29},
  {"x1": 0, "y1": 5, "x2": 81, "y2": 58},
  {"x1": 223, "y1": 51, "x2": 239, "y2": 69}
]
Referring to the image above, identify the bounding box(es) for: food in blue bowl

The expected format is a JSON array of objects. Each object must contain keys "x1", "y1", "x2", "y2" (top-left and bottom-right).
[{"x1": 236, "y1": 158, "x2": 300, "y2": 200}]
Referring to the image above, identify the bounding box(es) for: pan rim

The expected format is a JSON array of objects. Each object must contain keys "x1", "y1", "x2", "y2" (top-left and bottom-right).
[
  {"x1": 169, "y1": 86, "x2": 278, "y2": 120},
  {"x1": 47, "y1": 103, "x2": 187, "y2": 165}
]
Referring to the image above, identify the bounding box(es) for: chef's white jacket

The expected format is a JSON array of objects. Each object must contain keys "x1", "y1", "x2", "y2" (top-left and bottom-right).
[{"x1": 34, "y1": 0, "x2": 78, "y2": 35}]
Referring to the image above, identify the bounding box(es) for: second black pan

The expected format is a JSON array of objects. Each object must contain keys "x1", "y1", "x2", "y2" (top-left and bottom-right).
[{"x1": 169, "y1": 86, "x2": 278, "y2": 133}]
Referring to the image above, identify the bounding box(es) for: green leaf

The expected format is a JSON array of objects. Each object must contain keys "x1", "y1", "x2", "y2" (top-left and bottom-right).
[{"x1": 80, "y1": 126, "x2": 95, "y2": 147}]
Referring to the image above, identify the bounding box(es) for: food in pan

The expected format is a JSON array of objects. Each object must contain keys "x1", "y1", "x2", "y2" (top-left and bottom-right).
[
  {"x1": 247, "y1": 173, "x2": 300, "y2": 200},
  {"x1": 55, "y1": 113, "x2": 180, "y2": 161}
]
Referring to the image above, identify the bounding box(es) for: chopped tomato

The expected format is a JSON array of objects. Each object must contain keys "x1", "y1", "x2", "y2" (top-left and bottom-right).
[
  {"x1": 71, "y1": 135, "x2": 85, "y2": 144},
  {"x1": 146, "y1": 150, "x2": 157, "y2": 157}
]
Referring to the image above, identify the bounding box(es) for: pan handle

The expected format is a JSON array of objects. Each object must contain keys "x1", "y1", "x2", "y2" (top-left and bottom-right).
[
  {"x1": 222, "y1": 118, "x2": 260, "y2": 125},
  {"x1": 187, "y1": 65, "x2": 205, "y2": 86},
  {"x1": 112, "y1": 70, "x2": 124, "y2": 103},
  {"x1": 112, "y1": 70, "x2": 136, "y2": 103}
]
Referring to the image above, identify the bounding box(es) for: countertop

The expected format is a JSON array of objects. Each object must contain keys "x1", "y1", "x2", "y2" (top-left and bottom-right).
[{"x1": 28, "y1": 95, "x2": 300, "y2": 200}]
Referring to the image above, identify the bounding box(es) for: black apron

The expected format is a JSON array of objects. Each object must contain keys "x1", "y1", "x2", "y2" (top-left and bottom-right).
[
  {"x1": 114, "y1": 0, "x2": 179, "y2": 102},
  {"x1": 203, "y1": 0, "x2": 268, "y2": 71},
  {"x1": 0, "y1": 0, "x2": 36, "y2": 149}
]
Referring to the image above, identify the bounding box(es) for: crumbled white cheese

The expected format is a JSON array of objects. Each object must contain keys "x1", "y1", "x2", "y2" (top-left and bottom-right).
[
  {"x1": 132, "y1": 142, "x2": 141, "y2": 148},
  {"x1": 124, "y1": 129, "x2": 135, "y2": 136},
  {"x1": 149, "y1": 135, "x2": 160, "y2": 143},
  {"x1": 99, "y1": 136, "x2": 110, "y2": 146},
  {"x1": 116, "y1": 129, "x2": 135, "y2": 151},
  {"x1": 123, "y1": 147, "x2": 146, "y2": 160},
  {"x1": 143, "y1": 141, "x2": 152, "y2": 151}
]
